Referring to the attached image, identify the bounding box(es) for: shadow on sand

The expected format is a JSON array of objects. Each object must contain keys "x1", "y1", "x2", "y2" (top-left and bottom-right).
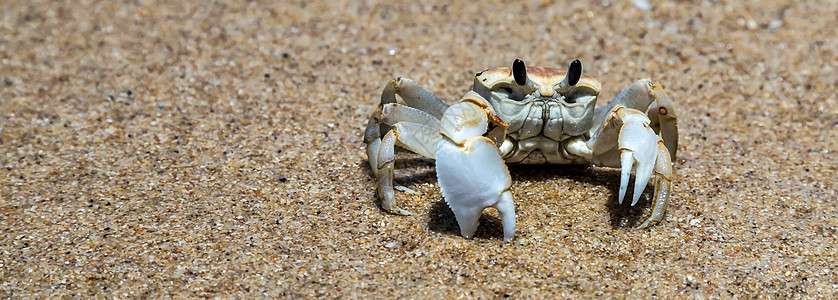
[{"x1": 360, "y1": 156, "x2": 658, "y2": 241}]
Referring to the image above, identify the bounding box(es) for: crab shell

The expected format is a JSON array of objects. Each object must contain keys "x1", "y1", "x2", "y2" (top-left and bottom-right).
[{"x1": 472, "y1": 65, "x2": 603, "y2": 140}]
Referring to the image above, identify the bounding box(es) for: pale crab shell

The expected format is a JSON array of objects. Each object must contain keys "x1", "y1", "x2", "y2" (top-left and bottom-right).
[{"x1": 473, "y1": 66, "x2": 602, "y2": 99}]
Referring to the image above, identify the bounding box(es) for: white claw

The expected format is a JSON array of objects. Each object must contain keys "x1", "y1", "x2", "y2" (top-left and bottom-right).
[
  {"x1": 436, "y1": 101, "x2": 515, "y2": 241},
  {"x1": 619, "y1": 151, "x2": 633, "y2": 204},
  {"x1": 631, "y1": 157, "x2": 654, "y2": 206},
  {"x1": 436, "y1": 136, "x2": 514, "y2": 241},
  {"x1": 617, "y1": 112, "x2": 659, "y2": 206},
  {"x1": 496, "y1": 191, "x2": 516, "y2": 242}
]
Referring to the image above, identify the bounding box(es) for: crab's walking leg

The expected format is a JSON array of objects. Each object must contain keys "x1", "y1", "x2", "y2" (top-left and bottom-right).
[
  {"x1": 380, "y1": 77, "x2": 449, "y2": 119},
  {"x1": 364, "y1": 77, "x2": 451, "y2": 215},
  {"x1": 364, "y1": 103, "x2": 442, "y2": 215},
  {"x1": 593, "y1": 79, "x2": 678, "y2": 160},
  {"x1": 436, "y1": 92, "x2": 515, "y2": 242},
  {"x1": 364, "y1": 78, "x2": 448, "y2": 215},
  {"x1": 588, "y1": 105, "x2": 673, "y2": 228}
]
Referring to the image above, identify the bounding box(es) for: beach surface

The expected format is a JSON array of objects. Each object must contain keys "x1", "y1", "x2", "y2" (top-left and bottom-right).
[{"x1": 1, "y1": 0, "x2": 836, "y2": 297}]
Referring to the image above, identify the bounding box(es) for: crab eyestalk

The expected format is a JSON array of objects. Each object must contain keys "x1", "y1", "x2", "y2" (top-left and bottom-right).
[
  {"x1": 567, "y1": 59, "x2": 582, "y2": 86},
  {"x1": 512, "y1": 58, "x2": 527, "y2": 86}
]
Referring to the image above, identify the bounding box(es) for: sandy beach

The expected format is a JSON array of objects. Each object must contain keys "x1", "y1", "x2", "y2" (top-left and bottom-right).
[{"x1": 1, "y1": 0, "x2": 836, "y2": 297}]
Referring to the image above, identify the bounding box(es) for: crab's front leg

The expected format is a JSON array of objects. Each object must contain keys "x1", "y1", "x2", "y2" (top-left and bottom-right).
[
  {"x1": 587, "y1": 105, "x2": 673, "y2": 228},
  {"x1": 436, "y1": 92, "x2": 515, "y2": 241}
]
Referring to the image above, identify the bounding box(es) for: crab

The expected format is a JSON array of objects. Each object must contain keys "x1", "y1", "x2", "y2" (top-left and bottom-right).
[{"x1": 364, "y1": 59, "x2": 678, "y2": 242}]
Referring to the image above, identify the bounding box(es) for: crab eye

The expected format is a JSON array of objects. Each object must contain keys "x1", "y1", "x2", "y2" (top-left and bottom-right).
[
  {"x1": 567, "y1": 59, "x2": 582, "y2": 86},
  {"x1": 512, "y1": 58, "x2": 527, "y2": 86}
]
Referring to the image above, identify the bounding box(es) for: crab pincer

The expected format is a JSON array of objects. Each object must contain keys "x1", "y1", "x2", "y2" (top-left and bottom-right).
[{"x1": 435, "y1": 97, "x2": 515, "y2": 242}]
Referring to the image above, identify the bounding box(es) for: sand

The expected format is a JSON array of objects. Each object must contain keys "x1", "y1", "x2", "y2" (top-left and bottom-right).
[{"x1": 1, "y1": 0, "x2": 836, "y2": 297}]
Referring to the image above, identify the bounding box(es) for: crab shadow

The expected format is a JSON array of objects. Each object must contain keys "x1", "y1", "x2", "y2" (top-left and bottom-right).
[
  {"x1": 361, "y1": 154, "x2": 656, "y2": 240},
  {"x1": 505, "y1": 165, "x2": 656, "y2": 230},
  {"x1": 359, "y1": 148, "x2": 438, "y2": 186}
]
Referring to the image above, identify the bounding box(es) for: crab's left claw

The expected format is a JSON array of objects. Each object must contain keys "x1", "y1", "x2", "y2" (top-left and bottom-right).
[
  {"x1": 436, "y1": 94, "x2": 515, "y2": 242},
  {"x1": 637, "y1": 140, "x2": 673, "y2": 229},
  {"x1": 616, "y1": 110, "x2": 658, "y2": 206},
  {"x1": 590, "y1": 105, "x2": 673, "y2": 228}
]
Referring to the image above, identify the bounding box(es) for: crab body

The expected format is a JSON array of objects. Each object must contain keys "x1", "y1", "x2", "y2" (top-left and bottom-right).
[
  {"x1": 364, "y1": 59, "x2": 678, "y2": 242},
  {"x1": 475, "y1": 62, "x2": 600, "y2": 165}
]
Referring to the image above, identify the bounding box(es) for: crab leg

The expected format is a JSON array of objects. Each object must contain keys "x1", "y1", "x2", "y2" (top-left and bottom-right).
[
  {"x1": 364, "y1": 103, "x2": 442, "y2": 215},
  {"x1": 592, "y1": 79, "x2": 678, "y2": 160},
  {"x1": 588, "y1": 105, "x2": 673, "y2": 228},
  {"x1": 380, "y1": 77, "x2": 449, "y2": 119},
  {"x1": 364, "y1": 77, "x2": 453, "y2": 215},
  {"x1": 436, "y1": 92, "x2": 515, "y2": 242}
]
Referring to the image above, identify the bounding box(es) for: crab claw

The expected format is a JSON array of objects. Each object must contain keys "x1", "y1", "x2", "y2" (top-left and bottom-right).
[
  {"x1": 437, "y1": 137, "x2": 515, "y2": 242},
  {"x1": 617, "y1": 111, "x2": 658, "y2": 206},
  {"x1": 590, "y1": 80, "x2": 677, "y2": 228},
  {"x1": 636, "y1": 140, "x2": 673, "y2": 228},
  {"x1": 435, "y1": 98, "x2": 515, "y2": 242}
]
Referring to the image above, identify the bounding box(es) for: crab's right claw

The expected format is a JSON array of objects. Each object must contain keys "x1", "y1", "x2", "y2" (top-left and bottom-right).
[
  {"x1": 437, "y1": 137, "x2": 515, "y2": 242},
  {"x1": 435, "y1": 97, "x2": 515, "y2": 242}
]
